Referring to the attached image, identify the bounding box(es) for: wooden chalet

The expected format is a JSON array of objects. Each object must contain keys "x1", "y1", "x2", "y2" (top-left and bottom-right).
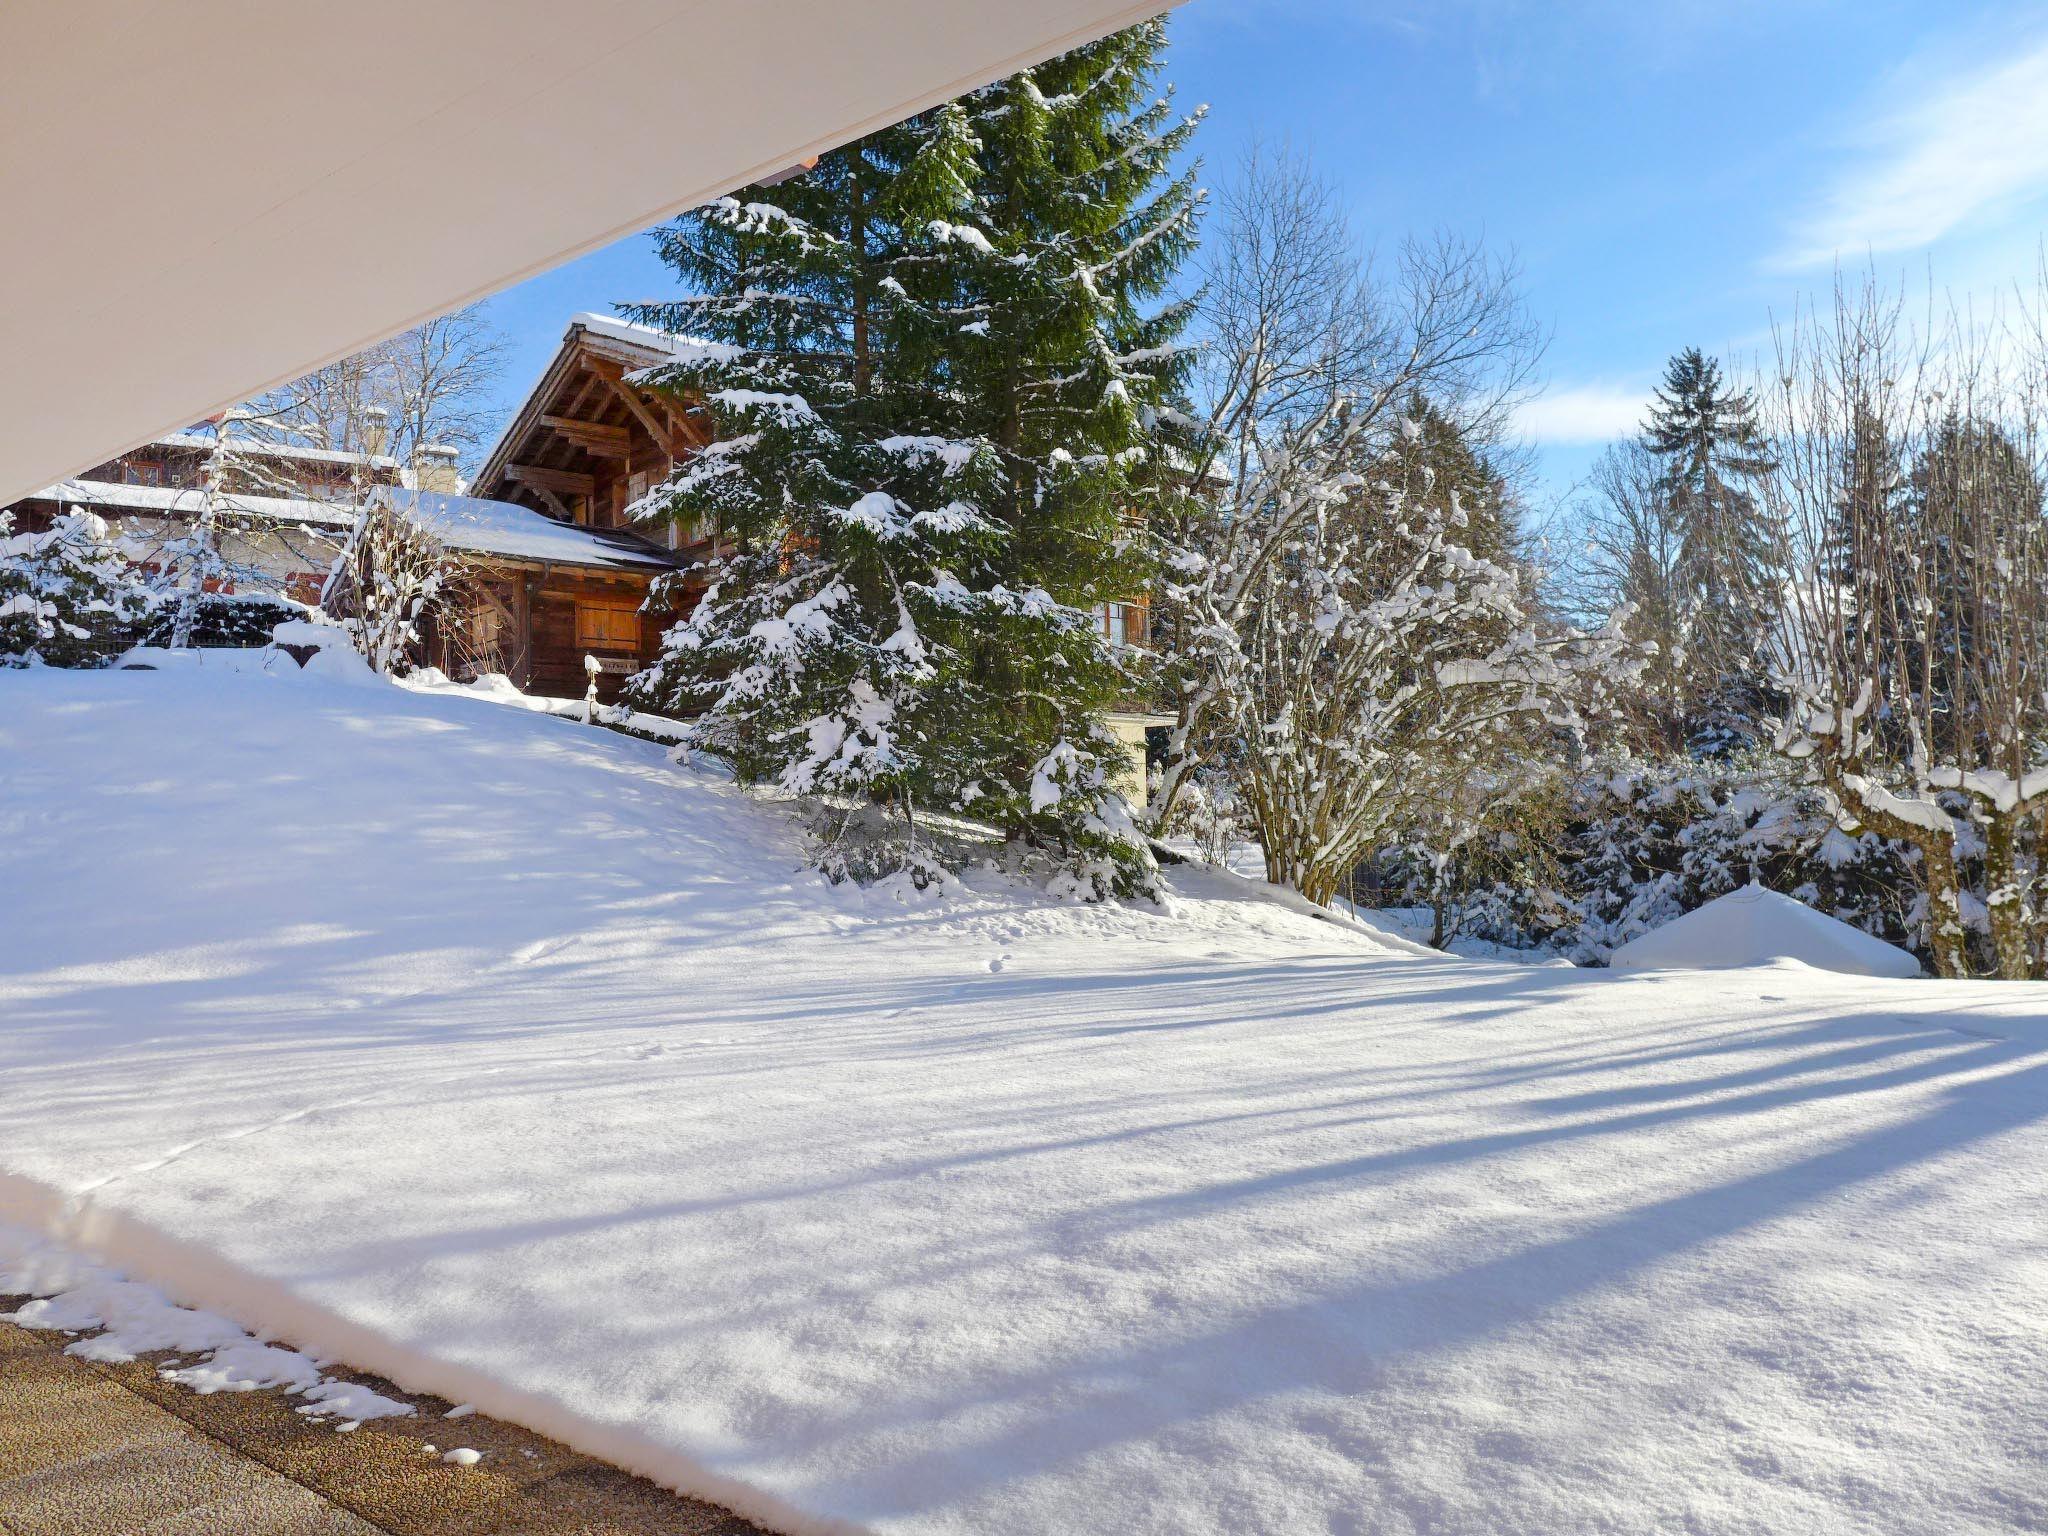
[
  {"x1": 4, "y1": 403, "x2": 686, "y2": 700},
  {"x1": 7, "y1": 308, "x2": 1168, "y2": 782},
  {"x1": 469, "y1": 313, "x2": 727, "y2": 699}
]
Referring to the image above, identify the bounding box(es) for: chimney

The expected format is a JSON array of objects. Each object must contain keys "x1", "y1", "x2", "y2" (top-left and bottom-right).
[
  {"x1": 362, "y1": 405, "x2": 390, "y2": 460},
  {"x1": 415, "y1": 442, "x2": 463, "y2": 494}
]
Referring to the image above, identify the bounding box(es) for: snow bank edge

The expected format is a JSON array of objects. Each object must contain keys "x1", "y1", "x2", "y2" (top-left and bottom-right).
[{"x1": 0, "y1": 1169, "x2": 858, "y2": 1536}]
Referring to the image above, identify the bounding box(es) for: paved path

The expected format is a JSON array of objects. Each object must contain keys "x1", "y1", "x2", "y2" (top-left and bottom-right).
[{"x1": 0, "y1": 1313, "x2": 767, "y2": 1535}]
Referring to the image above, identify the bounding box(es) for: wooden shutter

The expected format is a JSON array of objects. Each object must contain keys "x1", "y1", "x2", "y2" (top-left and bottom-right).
[{"x1": 574, "y1": 597, "x2": 640, "y2": 650}]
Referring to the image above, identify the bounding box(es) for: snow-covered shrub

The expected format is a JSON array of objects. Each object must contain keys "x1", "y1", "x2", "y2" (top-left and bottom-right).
[
  {"x1": 1161, "y1": 769, "x2": 1253, "y2": 869},
  {"x1": 0, "y1": 509, "x2": 154, "y2": 668},
  {"x1": 1368, "y1": 751, "x2": 1929, "y2": 965},
  {"x1": 137, "y1": 590, "x2": 307, "y2": 650},
  {"x1": 318, "y1": 497, "x2": 452, "y2": 676}
]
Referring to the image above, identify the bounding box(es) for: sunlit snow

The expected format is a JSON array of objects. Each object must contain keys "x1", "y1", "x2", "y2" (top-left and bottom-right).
[{"x1": 2, "y1": 665, "x2": 2043, "y2": 1536}]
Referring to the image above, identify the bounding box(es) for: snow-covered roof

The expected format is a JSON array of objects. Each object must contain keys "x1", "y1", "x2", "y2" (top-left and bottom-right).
[
  {"x1": 388, "y1": 488, "x2": 678, "y2": 571},
  {"x1": 149, "y1": 432, "x2": 402, "y2": 472},
  {"x1": 569, "y1": 311, "x2": 714, "y2": 360},
  {"x1": 36, "y1": 478, "x2": 355, "y2": 529},
  {"x1": 28, "y1": 479, "x2": 678, "y2": 574},
  {"x1": 473, "y1": 312, "x2": 722, "y2": 492}
]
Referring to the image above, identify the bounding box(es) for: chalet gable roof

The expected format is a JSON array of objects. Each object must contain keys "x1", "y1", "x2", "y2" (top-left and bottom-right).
[{"x1": 473, "y1": 314, "x2": 711, "y2": 504}]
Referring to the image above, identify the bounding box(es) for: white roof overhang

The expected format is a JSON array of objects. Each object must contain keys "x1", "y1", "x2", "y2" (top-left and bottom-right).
[{"x1": 0, "y1": 0, "x2": 1174, "y2": 507}]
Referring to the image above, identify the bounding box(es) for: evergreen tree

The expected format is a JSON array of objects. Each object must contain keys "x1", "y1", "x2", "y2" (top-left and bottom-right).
[
  {"x1": 1828, "y1": 397, "x2": 1899, "y2": 585},
  {"x1": 0, "y1": 509, "x2": 153, "y2": 667},
  {"x1": 0, "y1": 512, "x2": 31, "y2": 663},
  {"x1": 1386, "y1": 393, "x2": 1520, "y2": 564},
  {"x1": 1641, "y1": 347, "x2": 1779, "y2": 751},
  {"x1": 625, "y1": 23, "x2": 1199, "y2": 895},
  {"x1": 930, "y1": 25, "x2": 1201, "y2": 843}
]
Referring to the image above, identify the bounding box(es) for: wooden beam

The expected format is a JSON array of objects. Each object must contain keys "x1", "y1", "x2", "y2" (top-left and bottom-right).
[
  {"x1": 505, "y1": 461, "x2": 595, "y2": 497},
  {"x1": 541, "y1": 414, "x2": 631, "y2": 457},
  {"x1": 510, "y1": 576, "x2": 533, "y2": 689},
  {"x1": 586, "y1": 358, "x2": 680, "y2": 457},
  {"x1": 562, "y1": 370, "x2": 606, "y2": 421},
  {"x1": 672, "y1": 409, "x2": 715, "y2": 453},
  {"x1": 522, "y1": 481, "x2": 574, "y2": 522}
]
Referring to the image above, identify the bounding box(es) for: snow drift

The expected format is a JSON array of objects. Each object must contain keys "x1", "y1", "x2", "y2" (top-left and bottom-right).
[
  {"x1": 1609, "y1": 882, "x2": 1922, "y2": 977},
  {"x1": 2, "y1": 667, "x2": 2043, "y2": 1536}
]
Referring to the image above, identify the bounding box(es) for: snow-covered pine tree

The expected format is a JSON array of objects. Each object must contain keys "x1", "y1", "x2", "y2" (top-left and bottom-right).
[
  {"x1": 0, "y1": 508, "x2": 153, "y2": 667},
  {"x1": 930, "y1": 22, "x2": 1201, "y2": 858},
  {"x1": 0, "y1": 511, "x2": 35, "y2": 664},
  {"x1": 622, "y1": 115, "x2": 1006, "y2": 884},
  {"x1": 626, "y1": 24, "x2": 1200, "y2": 895},
  {"x1": 1642, "y1": 347, "x2": 1780, "y2": 751}
]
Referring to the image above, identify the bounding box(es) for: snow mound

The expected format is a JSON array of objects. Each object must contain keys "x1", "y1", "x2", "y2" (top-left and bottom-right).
[{"x1": 1609, "y1": 882, "x2": 1921, "y2": 977}]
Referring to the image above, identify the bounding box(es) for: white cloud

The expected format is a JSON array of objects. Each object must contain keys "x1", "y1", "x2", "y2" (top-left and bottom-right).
[
  {"x1": 1779, "y1": 39, "x2": 2048, "y2": 270},
  {"x1": 1516, "y1": 382, "x2": 1646, "y2": 445}
]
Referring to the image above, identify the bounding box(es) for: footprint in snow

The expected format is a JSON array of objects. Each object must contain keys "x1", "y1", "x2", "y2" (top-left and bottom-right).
[{"x1": 988, "y1": 955, "x2": 1011, "y2": 973}]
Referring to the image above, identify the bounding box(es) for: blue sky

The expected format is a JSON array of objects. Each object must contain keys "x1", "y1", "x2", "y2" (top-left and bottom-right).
[{"x1": 476, "y1": 0, "x2": 2048, "y2": 505}]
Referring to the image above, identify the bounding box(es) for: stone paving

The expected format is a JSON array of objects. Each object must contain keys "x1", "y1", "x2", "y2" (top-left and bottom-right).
[{"x1": 0, "y1": 1312, "x2": 768, "y2": 1536}]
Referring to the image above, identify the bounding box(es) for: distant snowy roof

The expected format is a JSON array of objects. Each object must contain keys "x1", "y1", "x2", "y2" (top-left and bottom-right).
[
  {"x1": 1609, "y1": 884, "x2": 1921, "y2": 978},
  {"x1": 29, "y1": 479, "x2": 678, "y2": 574},
  {"x1": 36, "y1": 478, "x2": 352, "y2": 529},
  {"x1": 150, "y1": 432, "x2": 402, "y2": 472}
]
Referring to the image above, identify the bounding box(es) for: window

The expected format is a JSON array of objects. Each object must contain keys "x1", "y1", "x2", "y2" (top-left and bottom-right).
[
  {"x1": 575, "y1": 597, "x2": 641, "y2": 651},
  {"x1": 1098, "y1": 601, "x2": 1147, "y2": 650},
  {"x1": 121, "y1": 458, "x2": 166, "y2": 487}
]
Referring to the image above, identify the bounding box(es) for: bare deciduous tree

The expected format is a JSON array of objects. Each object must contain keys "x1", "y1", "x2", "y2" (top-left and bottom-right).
[
  {"x1": 318, "y1": 500, "x2": 452, "y2": 677},
  {"x1": 246, "y1": 307, "x2": 508, "y2": 673},
  {"x1": 1149, "y1": 148, "x2": 1639, "y2": 904},
  {"x1": 1150, "y1": 147, "x2": 1546, "y2": 830},
  {"x1": 250, "y1": 306, "x2": 509, "y2": 472},
  {"x1": 1576, "y1": 439, "x2": 1692, "y2": 751},
  {"x1": 1766, "y1": 273, "x2": 2048, "y2": 978}
]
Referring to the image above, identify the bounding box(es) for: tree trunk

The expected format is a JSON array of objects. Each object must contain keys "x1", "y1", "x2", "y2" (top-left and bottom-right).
[
  {"x1": 849, "y1": 164, "x2": 870, "y2": 399},
  {"x1": 1918, "y1": 835, "x2": 1971, "y2": 980},
  {"x1": 1818, "y1": 756, "x2": 1968, "y2": 978},
  {"x1": 2034, "y1": 807, "x2": 2048, "y2": 979},
  {"x1": 1984, "y1": 812, "x2": 2031, "y2": 980},
  {"x1": 1297, "y1": 863, "x2": 1342, "y2": 909}
]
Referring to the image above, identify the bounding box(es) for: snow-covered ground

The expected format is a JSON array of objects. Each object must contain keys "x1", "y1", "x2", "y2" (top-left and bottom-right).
[{"x1": 3, "y1": 662, "x2": 2046, "y2": 1536}]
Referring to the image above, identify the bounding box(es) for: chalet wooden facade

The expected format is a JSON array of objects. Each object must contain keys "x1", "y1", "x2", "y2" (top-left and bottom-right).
[
  {"x1": 2, "y1": 404, "x2": 685, "y2": 701},
  {"x1": 467, "y1": 313, "x2": 725, "y2": 698},
  {"x1": 474, "y1": 314, "x2": 715, "y2": 554}
]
